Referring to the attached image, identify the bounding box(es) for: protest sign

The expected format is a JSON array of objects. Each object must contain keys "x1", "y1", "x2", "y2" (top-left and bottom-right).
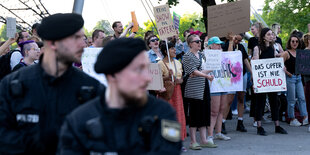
[
  {"x1": 207, "y1": 0, "x2": 250, "y2": 37},
  {"x1": 153, "y1": 4, "x2": 176, "y2": 40},
  {"x1": 131, "y1": 11, "x2": 138, "y2": 33},
  {"x1": 210, "y1": 51, "x2": 243, "y2": 93},
  {"x1": 202, "y1": 50, "x2": 222, "y2": 70},
  {"x1": 173, "y1": 12, "x2": 180, "y2": 30},
  {"x1": 81, "y1": 48, "x2": 108, "y2": 86},
  {"x1": 251, "y1": 58, "x2": 287, "y2": 93},
  {"x1": 6, "y1": 17, "x2": 16, "y2": 38},
  {"x1": 295, "y1": 49, "x2": 310, "y2": 75},
  {"x1": 147, "y1": 63, "x2": 164, "y2": 90}
]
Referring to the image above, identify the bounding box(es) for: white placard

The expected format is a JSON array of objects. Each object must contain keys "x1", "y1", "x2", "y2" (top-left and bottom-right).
[
  {"x1": 202, "y1": 50, "x2": 222, "y2": 70},
  {"x1": 81, "y1": 48, "x2": 108, "y2": 86},
  {"x1": 6, "y1": 17, "x2": 16, "y2": 38},
  {"x1": 147, "y1": 63, "x2": 164, "y2": 90},
  {"x1": 251, "y1": 58, "x2": 287, "y2": 93}
]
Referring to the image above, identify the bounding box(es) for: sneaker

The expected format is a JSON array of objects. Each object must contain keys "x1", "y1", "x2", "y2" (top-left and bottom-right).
[
  {"x1": 290, "y1": 119, "x2": 302, "y2": 127},
  {"x1": 275, "y1": 126, "x2": 288, "y2": 134},
  {"x1": 302, "y1": 118, "x2": 309, "y2": 126},
  {"x1": 181, "y1": 146, "x2": 188, "y2": 152},
  {"x1": 215, "y1": 133, "x2": 231, "y2": 140},
  {"x1": 200, "y1": 138, "x2": 217, "y2": 148},
  {"x1": 232, "y1": 109, "x2": 238, "y2": 115},
  {"x1": 189, "y1": 142, "x2": 201, "y2": 150},
  {"x1": 236, "y1": 120, "x2": 247, "y2": 132},
  {"x1": 253, "y1": 121, "x2": 257, "y2": 127}
]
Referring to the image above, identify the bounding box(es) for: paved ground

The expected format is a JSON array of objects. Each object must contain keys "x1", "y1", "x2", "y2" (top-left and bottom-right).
[{"x1": 182, "y1": 112, "x2": 310, "y2": 155}]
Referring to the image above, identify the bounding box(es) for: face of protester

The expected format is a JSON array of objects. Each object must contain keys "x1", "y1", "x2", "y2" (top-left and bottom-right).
[
  {"x1": 148, "y1": 37, "x2": 159, "y2": 49},
  {"x1": 19, "y1": 32, "x2": 31, "y2": 43},
  {"x1": 26, "y1": 43, "x2": 40, "y2": 61},
  {"x1": 263, "y1": 30, "x2": 273, "y2": 43},
  {"x1": 94, "y1": 32, "x2": 106, "y2": 47},
  {"x1": 115, "y1": 23, "x2": 124, "y2": 34},
  {"x1": 55, "y1": 29, "x2": 86, "y2": 63},
  {"x1": 251, "y1": 26, "x2": 258, "y2": 37},
  {"x1": 233, "y1": 35, "x2": 243, "y2": 45},
  {"x1": 290, "y1": 37, "x2": 299, "y2": 50},
  {"x1": 189, "y1": 36, "x2": 201, "y2": 51},
  {"x1": 114, "y1": 52, "x2": 151, "y2": 106},
  {"x1": 272, "y1": 32, "x2": 277, "y2": 42},
  {"x1": 210, "y1": 43, "x2": 222, "y2": 50},
  {"x1": 168, "y1": 47, "x2": 176, "y2": 58}
]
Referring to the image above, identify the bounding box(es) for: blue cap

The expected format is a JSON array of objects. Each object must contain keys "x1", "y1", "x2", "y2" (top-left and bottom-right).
[{"x1": 208, "y1": 36, "x2": 224, "y2": 45}]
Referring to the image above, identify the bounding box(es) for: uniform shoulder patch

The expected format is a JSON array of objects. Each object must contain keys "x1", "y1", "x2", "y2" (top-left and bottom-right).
[{"x1": 161, "y1": 119, "x2": 181, "y2": 142}]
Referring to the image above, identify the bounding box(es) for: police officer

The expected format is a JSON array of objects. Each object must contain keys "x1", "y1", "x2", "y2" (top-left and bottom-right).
[
  {"x1": 58, "y1": 38, "x2": 182, "y2": 154},
  {"x1": 0, "y1": 13, "x2": 104, "y2": 154}
]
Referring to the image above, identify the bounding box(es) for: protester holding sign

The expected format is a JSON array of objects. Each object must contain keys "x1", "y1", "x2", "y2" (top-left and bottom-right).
[
  {"x1": 281, "y1": 35, "x2": 308, "y2": 126},
  {"x1": 147, "y1": 35, "x2": 163, "y2": 63},
  {"x1": 183, "y1": 34, "x2": 214, "y2": 150},
  {"x1": 207, "y1": 36, "x2": 232, "y2": 143},
  {"x1": 252, "y1": 27, "x2": 287, "y2": 136},
  {"x1": 158, "y1": 40, "x2": 187, "y2": 152},
  {"x1": 222, "y1": 33, "x2": 252, "y2": 133}
]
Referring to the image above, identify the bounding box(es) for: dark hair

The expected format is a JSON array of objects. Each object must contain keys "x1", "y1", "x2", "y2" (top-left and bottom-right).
[
  {"x1": 146, "y1": 35, "x2": 158, "y2": 48},
  {"x1": 144, "y1": 31, "x2": 154, "y2": 41},
  {"x1": 303, "y1": 33, "x2": 310, "y2": 47},
  {"x1": 92, "y1": 29, "x2": 105, "y2": 41},
  {"x1": 259, "y1": 27, "x2": 273, "y2": 52},
  {"x1": 183, "y1": 30, "x2": 190, "y2": 37},
  {"x1": 286, "y1": 34, "x2": 301, "y2": 50},
  {"x1": 159, "y1": 40, "x2": 175, "y2": 58},
  {"x1": 17, "y1": 31, "x2": 28, "y2": 45},
  {"x1": 112, "y1": 21, "x2": 121, "y2": 29},
  {"x1": 200, "y1": 33, "x2": 208, "y2": 50}
]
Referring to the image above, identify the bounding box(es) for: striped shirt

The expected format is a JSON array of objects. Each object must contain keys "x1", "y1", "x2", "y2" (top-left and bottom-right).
[{"x1": 182, "y1": 51, "x2": 206, "y2": 100}]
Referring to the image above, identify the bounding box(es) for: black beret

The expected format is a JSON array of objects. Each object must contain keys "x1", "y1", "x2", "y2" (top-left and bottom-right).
[
  {"x1": 95, "y1": 38, "x2": 147, "y2": 75},
  {"x1": 37, "y1": 13, "x2": 84, "y2": 40}
]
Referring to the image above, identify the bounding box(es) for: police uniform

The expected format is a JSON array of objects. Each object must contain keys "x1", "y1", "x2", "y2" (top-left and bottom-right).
[
  {"x1": 0, "y1": 13, "x2": 104, "y2": 154},
  {"x1": 58, "y1": 38, "x2": 182, "y2": 154}
]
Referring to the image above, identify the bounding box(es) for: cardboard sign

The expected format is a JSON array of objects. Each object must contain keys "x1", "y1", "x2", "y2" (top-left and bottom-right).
[
  {"x1": 210, "y1": 51, "x2": 243, "y2": 93},
  {"x1": 81, "y1": 48, "x2": 108, "y2": 86},
  {"x1": 251, "y1": 58, "x2": 287, "y2": 93},
  {"x1": 147, "y1": 63, "x2": 164, "y2": 90},
  {"x1": 6, "y1": 17, "x2": 16, "y2": 38},
  {"x1": 131, "y1": 11, "x2": 139, "y2": 33},
  {"x1": 202, "y1": 50, "x2": 222, "y2": 70},
  {"x1": 295, "y1": 49, "x2": 310, "y2": 75},
  {"x1": 207, "y1": 0, "x2": 250, "y2": 37},
  {"x1": 153, "y1": 4, "x2": 177, "y2": 40},
  {"x1": 173, "y1": 12, "x2": 181, "y2": 30}
]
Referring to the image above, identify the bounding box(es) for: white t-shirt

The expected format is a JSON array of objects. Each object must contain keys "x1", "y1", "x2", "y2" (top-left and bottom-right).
[{"x1": 10, "y1": 51, "x2": 23, "y2": 70}]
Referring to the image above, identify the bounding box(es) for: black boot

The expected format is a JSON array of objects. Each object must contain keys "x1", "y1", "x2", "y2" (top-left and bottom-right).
[
  {"x1": 236, "y1": 120, "x2": 247, "y2": 132},
  {"x1": 221, "y1": 122, "x2": 227, "y2": 135},
  {"x1": 275, "y1": 126, "x2": 288, "y2": 134},
  {"x1": 257, "y1": 127, "x2": 267, "y2": 136}
]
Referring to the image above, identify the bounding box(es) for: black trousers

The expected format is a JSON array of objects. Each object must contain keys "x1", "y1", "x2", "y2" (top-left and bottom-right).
[{"x1": 255, "y1": 92, "x2": 279, "y2": 121}]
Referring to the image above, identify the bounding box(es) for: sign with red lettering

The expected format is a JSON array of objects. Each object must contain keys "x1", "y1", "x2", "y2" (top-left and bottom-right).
[
  {"x1": 251, "y1": 58, "x2": 287, "y2": 93},
  {"x1": 147, "y1": 63, "x2": 164, "y2": 90},
  {"x1": 153, "y1": 4, "x2": 177, "y2": 40}
]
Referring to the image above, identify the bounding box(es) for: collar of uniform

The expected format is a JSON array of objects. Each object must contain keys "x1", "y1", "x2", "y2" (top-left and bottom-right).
[{"x1": 38, "y1": 55, "x2": 74, "y2": 85}]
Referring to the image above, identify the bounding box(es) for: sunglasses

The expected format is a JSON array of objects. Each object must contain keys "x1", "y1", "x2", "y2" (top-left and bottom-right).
[
  {"x1": 291, "y1": 40, "x2": 299, "y2": 43},
  {"x1": 150, "y1": 38, "x2": 159, "y2": 42},
  {"x1": 191, "y1": 40, "x2": 201, "y2": 44}
]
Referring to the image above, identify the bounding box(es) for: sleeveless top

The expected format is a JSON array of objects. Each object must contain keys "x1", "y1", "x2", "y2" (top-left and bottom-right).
[
  {"x1": 259, "y1": 45, "x2": 275, "y2": 59},
  {"x1": 284, "y1": 51, "x2": 296, "y2": 75}
]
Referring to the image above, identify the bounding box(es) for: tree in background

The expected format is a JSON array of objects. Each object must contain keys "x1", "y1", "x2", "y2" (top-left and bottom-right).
[{"x1": 262, "y1": 0, "x2": 310, "y2": 47}]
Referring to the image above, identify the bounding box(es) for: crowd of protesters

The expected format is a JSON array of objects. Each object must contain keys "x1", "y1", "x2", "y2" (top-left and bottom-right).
[{"x1": 0, "y1": 11, "x2": 310, "y2": 154}]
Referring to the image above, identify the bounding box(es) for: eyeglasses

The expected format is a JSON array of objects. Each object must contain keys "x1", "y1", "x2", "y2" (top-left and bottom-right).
[
  {"x1": 291, "y1": 40, "x2": 299, "y2": 43},
  {"x1": 191, "y1": 40, "x2": 201, "y2": 44},
  {"x1": 30, "y1": 48, "x2": 40, "y2": 51},
  {"x1": 150, "y1": 38, "x2": 159, "y2": 42}
]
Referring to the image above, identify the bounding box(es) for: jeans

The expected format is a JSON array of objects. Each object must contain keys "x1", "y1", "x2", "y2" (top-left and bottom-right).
[{"x1": 286, "y1": 75, "x2": 308, "y2": 118}]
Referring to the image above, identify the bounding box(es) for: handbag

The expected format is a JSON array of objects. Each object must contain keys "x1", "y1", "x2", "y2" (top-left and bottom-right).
[{"x1": 158, "y1": 60, "x2": 177, "y2": 101}]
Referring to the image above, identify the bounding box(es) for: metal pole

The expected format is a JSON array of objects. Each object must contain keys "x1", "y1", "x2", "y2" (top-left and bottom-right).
[{"x1": 72, "y1": 0, "x2": 84, "y2": 15}]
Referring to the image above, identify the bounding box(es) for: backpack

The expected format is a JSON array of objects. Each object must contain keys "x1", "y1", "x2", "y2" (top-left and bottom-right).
[{"x1": 0, "y1": 50, "x2": 20, "y2": 80}]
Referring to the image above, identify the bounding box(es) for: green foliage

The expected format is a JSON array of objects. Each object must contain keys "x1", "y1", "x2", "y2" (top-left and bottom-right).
[
  {"x1": 0, "y1": 25, "x2": 8, "y2": 41},
  {"x1": 262, "y1": 0, "x2": 310, "y2": 48},
  {"x1": 92, "y1": 20, "x2": 114, "y2": 36}
]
